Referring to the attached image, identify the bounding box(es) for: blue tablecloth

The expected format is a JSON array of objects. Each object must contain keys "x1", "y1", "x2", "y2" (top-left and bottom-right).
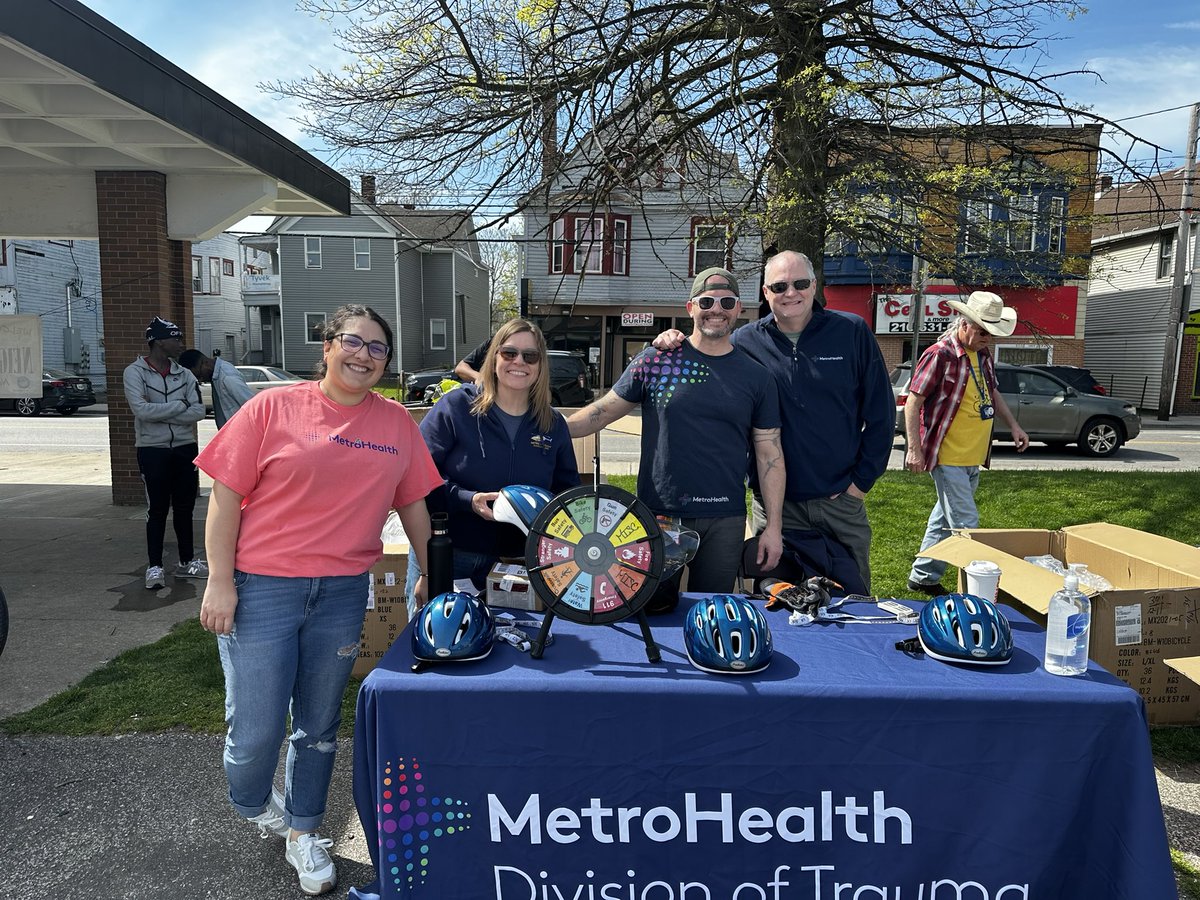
[{"x1": 350, "y1": 597, "x2": 1176, "y2": 900}]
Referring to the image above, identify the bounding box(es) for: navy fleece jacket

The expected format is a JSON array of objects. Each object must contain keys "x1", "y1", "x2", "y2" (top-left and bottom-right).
[
  {"x1": 419, "y1": 385, "x2": 580, "y2": 558},
  {"x1": 732, "y1": 306, "x2": 894, "y2": 501}
]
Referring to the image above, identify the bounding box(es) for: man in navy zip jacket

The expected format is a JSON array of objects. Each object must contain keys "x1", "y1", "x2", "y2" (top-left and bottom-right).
[{"x1": 657, "y1": 251, "x2": 893, "y2": 590}]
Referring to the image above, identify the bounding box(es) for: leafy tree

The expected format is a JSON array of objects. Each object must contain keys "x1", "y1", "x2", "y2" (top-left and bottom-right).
[{"x1": 276, "y1": 0, "x2": 1142, "y2": 284}]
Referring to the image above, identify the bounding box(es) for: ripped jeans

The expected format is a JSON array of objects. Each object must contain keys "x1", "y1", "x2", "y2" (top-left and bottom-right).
[{"x1": 216, "y1": 570, "x2": 368, "y2": 832}]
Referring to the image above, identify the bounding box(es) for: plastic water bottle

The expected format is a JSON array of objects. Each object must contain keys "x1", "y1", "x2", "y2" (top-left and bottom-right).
[
  {"x1": 427, "y1": 512, "x2": 453, "y2": 598},
  {"x1": 1044, "y1": 573, "x2": 1091, "y2": 676}
]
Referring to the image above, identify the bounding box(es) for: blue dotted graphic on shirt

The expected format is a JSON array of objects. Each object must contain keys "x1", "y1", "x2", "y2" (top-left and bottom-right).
[{"x1": 629, "y1": 349, "x2": 710, "y2": 407}]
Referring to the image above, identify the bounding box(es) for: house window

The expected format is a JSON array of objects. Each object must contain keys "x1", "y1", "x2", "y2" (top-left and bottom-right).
[
  {"x1": 354, "y1": 238, "x2": 371, "y2": 271},
  {"x1": 457, "y1": 294, "x2": 467, "y2": 342},
  {"x1": 305, "y1": 237, "x2": 322, "y2": 269},
  {"x1": 1008, "y1": 193, "x2": 1037, "y2": 252},
  {"x1": 1158, "y1": 237, "x2": 1174, "y2": 279},
  {"x1": 612, "y1": 219, "x2": 630, "y2": 275},
  {"x1": 962, "y1": 199, "x2": 991, "y2": 255},
  {"x1": 550, "y1": 219, "x2": 566, "y2": 274},
  {"x1": 222, "y1": 258, "x2": 235, "y2": 277},
  {"x1": 1047, "y1": 197, "x2": 1066, "y2": 253},
  {"x1": 49, "y1": 239, "x2": 73, "y2": 247},
  {"x1": 691, "y1": 221, "x2": 731, "y2": 275},
  {"x1": 962, "y1": 190, "x2": 1067, "y2": 255},
  {"x1": 306, "y1": 313, "x2": 326, "y2": 344},
  {"x1": 549, "y1": 213, "x2": 631, "y2": 276},
  {"x1": 192, "y1": 256, "x2": 203, "y2": 293},
  {"x1": 573, "y1": 217, "x2": 604, "y2": 273},
  {"x1": 209, "y1": 258, "x2": 221, "y2": 293},
  {"x1": 0, "y1": 239, "x2": 6, "y2": 266},
  {"x1": 430, "y1": 318, "x2": 447, "y2": 350}
]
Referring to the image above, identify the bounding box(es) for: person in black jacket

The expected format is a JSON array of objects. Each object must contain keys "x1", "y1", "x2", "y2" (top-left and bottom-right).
[{"x1": 121, "y1": 316, "x2": 208, "y2": 589}]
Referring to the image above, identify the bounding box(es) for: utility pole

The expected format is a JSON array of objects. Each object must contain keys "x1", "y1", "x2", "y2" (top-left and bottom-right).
[
  {"x1": 907, "y1": 253, "x2": 928, "y2": 364},
  {"x1": 1159, "y1": 102, "x2": 1199, "y2": 421}
]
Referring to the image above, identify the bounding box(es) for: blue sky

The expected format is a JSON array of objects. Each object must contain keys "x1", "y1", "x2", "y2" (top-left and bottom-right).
[{"x1": 79, "y1": 0, "x2": 1200, "y2": 172}]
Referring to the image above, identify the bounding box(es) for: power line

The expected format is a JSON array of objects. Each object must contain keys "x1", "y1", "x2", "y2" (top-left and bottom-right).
[{"x1": 1112, "y1": 103, "x2": 1197, "y2": 124}]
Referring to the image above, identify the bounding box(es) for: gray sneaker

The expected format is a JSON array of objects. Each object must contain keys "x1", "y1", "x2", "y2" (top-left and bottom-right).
[
  {"x1": 247, "y1": 788, "x2": 288, "y2": 839},
  {"x1": 285, "y1": 832, "x2": 336, "y2": 895},
  {"x1": 144, "y1": 565, "x2": 166, "y2": 589},
  {"x1": 175, "y1": 559, "x2": 209, "y2": 580}
]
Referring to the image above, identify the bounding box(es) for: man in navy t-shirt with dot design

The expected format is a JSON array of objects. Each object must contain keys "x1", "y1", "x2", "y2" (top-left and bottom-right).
[{"x1": 566, "y1": 268, "x2": 786, "y2": 612}]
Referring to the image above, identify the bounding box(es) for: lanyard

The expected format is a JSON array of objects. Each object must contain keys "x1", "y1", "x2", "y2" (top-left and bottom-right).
[{"x1": 965, "y1": 356, "x2": 990, "y2": 406}]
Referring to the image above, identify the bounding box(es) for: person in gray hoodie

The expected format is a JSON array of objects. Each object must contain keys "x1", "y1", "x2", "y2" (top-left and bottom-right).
[{"x1": 122, "y1": 316, "x2": 208, "y2": 589}]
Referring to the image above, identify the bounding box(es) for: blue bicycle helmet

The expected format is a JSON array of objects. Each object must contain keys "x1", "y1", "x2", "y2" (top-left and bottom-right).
[
  {"x1": 683, "y1": 595, "x2": 773, "y2": 675},
  {"x1": 492, "y1": 484, "x2": 554, "y2": 535},
  {"x1": 917, "y1": 593, "x2": 1013, "y2": 666},
  {"x1": 412, "y1": 592, "x2": 496, "y2": 663}
]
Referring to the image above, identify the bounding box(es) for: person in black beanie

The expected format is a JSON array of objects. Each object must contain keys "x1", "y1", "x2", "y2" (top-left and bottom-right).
[{"x1": 122, "y1": 316, "x2": 209, "y2": 588}]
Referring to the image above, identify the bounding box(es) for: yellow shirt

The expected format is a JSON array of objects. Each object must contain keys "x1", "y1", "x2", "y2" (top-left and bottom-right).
[{"x1": 937, "y1": 349, "x2": 993, "y2": 466}]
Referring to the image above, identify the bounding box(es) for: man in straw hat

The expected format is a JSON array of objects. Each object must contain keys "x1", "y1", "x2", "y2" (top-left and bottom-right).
[{"x1": 904, "y1": 291, "x2": 1029, "y2": 595}]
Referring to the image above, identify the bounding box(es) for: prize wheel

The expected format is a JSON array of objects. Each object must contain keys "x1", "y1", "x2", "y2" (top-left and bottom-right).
[{"x1": 525, "y1": 484, "x2": 664, "y2": 625}]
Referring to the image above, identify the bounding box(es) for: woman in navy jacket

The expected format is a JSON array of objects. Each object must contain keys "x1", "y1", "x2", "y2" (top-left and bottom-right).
[{"x1": 406, "y1": 319, "x2": 580, "y2": 602}]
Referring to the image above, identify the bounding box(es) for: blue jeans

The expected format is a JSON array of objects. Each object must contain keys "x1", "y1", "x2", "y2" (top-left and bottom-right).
[
  {"x1": 216, "y1": 570, "x2": 368, "y2": 832},
  {"x1": 909, "y1": 465, "x2": 981, "y2": 585},
  {"x1": 404, "y1": 546, "x2": 495, "y2": 614}
]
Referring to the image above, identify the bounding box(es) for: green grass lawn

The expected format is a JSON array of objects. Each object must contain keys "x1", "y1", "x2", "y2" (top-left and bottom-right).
[{"x1": 5, "y1": 469, "x2": 1197, "y2": 891}]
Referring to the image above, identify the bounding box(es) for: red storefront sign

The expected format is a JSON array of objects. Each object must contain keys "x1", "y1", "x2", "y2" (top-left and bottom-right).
[{"x1": 823, "y1": 284, "x2": 1079, "y2": 338}]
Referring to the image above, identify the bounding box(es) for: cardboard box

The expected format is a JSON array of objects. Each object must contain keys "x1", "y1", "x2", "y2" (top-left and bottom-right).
[
  {"x1": 487, "y1": 560, "x2": 543, "y2": 611},
  {"x1": 354, "y1": 543, "x2": 411, "y2": 678},
  {"x1": 925, "y1": 523, "x2": 1200, "y2": 725}
]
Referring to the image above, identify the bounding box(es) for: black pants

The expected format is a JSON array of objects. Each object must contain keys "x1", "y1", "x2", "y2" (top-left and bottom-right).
[{"x1": 137, "y1": 443, "x2": 199, "y2": 567}]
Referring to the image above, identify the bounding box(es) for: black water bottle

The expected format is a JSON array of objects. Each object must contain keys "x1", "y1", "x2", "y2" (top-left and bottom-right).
[{"x1": 427, "y1": 512, "x2": 452, "y2": 598}]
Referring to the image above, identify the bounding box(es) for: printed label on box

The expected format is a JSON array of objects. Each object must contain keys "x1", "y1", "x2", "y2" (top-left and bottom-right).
[{"x1": 1114, "y1": 603, "x2": 1143, "y2": 646}]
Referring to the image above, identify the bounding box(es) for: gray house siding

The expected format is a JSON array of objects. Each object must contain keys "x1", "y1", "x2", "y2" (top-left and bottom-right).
[
  {"x1": 455, "y1": 255, "x2": 490, "y2": 352},
  {"x1": 524, "y1": 204, "x2": 761, "y2": 307},
  {"x1": 420, "y1": 252, "x2": 457, "y2": 369},
  {"x1": 395, "y1": 246, "x2": 424, "y2": 377},
  {"x1": 288, "y1": 215, "x2": 390, "y2": 236},
  {"x1": 3, "y1": 238, "x2": 105, "y2": 381},
  {"x1": 1086, "y1": 226, "x2": 1200, "y2": 412},
  {"x1": 278, "y1": 234, "x2": 399, "y2": 376}
]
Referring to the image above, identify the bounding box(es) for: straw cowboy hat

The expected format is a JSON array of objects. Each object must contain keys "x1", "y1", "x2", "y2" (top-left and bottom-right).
[{"x1": 946, "y1": 291, "x2": 1017, "y2": 337}]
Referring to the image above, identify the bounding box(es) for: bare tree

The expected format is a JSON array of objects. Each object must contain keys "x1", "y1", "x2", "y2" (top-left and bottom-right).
[{"x1": 274, "y1": 0, "x2": 1149, "y2": 280}]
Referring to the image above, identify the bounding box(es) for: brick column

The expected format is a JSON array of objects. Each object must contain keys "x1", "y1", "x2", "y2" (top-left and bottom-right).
[{"x1": 95, "y1": 171, "x2": 194, "y2": 505}]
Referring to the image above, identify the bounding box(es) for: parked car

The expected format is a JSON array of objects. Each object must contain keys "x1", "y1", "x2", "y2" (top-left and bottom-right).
[
  {"x1": 198, "y1": 366, "x2": 308, "y2": 412},
  {"x1": 404, "y1": 368, "x2": 456, "y2": 403},
  {"x1": 892, "y1": 362, "x2": 1140, "y2": 457},
  {"x1": 547, "y1": 350, "x2": 594, "y2": 407},
  {"x1": 1029, "y1": 364, "x2": 1107, "y2": 395},
  {"x1": 0, "y1": 368, "x2": 96, "y2": 417}
]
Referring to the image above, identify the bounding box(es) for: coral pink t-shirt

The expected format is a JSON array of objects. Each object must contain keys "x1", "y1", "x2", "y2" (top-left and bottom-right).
[{"x1": 195, "y1": 381, "x2": 441, "y2": 577}]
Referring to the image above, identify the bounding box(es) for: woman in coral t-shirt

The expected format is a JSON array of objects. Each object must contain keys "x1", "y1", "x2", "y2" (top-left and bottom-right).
[{"x1": 195, "y1": 304, "x2": 441, "y2": 897}]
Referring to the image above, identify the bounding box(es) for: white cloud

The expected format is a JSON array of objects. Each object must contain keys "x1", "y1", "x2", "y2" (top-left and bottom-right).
[
  {"x1": 1065, "y1": 50, "x2": 1200, "y2": 166},
  {"x1": 1164, "y1": 20, "x2": 1200, "y2": 30}
]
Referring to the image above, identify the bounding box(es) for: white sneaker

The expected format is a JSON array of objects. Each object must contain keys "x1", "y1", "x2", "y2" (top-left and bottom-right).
[
  {"x1": 247, "y1": 788, "x2": 288, "y2": 839},
  {"x1": 144, "y1": 565, "x2": 166, "y2": 589},
  {"x1": 285, "y1": 832, "x2": 336, "y2": 896},
  {"x1": 175, "y1": 559, "x2": 209, "y2": 579}
]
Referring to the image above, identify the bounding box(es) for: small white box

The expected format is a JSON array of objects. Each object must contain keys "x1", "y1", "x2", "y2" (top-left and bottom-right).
[{"x1": 487, "y1": 561, "x2": 542, "y2": 611}]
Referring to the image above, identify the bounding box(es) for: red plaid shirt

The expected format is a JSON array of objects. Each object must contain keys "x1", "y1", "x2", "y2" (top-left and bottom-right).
[{"x1": 909, "y1": 329, "x2": 998, "y2": 471}]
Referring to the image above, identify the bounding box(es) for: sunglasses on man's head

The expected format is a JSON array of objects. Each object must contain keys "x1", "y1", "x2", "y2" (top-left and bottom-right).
[
  {"x1": 693, "y1": 295, "x2": 739, "y2": 311},
  {"x1": 498, "y1": 347, "x2": 541, "y2": 364},
  {"x1": 765, "y1": 278, "x2": 813, "y2": 294},
  {"x1": 333, "y1": 332, "x2": 390, "y2": 359}
]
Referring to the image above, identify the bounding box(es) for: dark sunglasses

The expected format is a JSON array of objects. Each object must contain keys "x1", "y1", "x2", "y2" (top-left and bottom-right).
[
  {"x1": 693, "y1": 295, "x2": 739, "y2": 311},
  {"x1": 333, "y1": 332, "x2": 390, "y2": 360},
  {"x1": 766, "y1": 279, "x2": 813, "y2": 294},
  {"x1": 499, "y1": 347, "x2": 541, "y2": 364}
]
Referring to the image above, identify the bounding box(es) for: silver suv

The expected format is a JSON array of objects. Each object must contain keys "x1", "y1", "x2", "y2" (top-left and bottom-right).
[{"x1": 892, "y1": 362, "x2": 1141, "y2": 457}]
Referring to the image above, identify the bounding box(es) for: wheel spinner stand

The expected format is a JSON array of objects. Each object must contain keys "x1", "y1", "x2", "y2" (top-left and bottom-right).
[{"x1": 524, "y1": 483, "x2": 665, "y2": 662}]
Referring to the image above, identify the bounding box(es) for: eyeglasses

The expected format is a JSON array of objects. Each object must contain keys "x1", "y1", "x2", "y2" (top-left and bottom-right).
[
  {"x1": 693, "y1": 295, "x2": 739, "y2": 311},
  {"x1": 498, "y1": 347, "x2": 541, "y2": 364},
  {"x1": 765, "y1": 278, "x2": 813, "y2": 294},
  {"x1": 333, "y1": 332, "x2": 390, "y2": 360}
]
